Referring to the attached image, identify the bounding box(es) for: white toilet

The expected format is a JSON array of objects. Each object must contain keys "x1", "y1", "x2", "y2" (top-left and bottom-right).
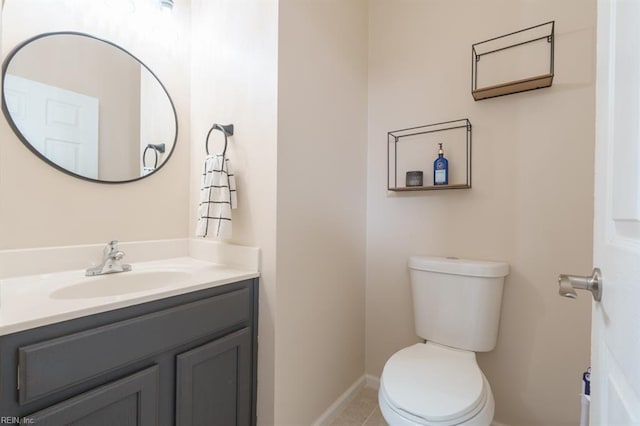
[{"x1": 379, "y1": 256, "x2": 509, "y2": 426}]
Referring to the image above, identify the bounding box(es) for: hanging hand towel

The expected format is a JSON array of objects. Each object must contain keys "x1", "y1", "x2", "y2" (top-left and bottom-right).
[{"x1": 195, "y1": 154, "x2": 237, "y2": 239}]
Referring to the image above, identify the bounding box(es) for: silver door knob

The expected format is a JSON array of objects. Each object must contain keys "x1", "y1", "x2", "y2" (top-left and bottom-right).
[{"x1": 558, "y1": 268, "x2": 602, "y2": 302}]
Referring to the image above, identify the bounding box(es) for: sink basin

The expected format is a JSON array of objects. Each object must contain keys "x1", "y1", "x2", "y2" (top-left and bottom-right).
[{"x1": 50, "y1": 270, "x2": 192, "y2": 299}]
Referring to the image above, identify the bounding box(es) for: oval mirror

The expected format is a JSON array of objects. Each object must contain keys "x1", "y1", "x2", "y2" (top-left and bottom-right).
[{"x1": 1, "y1": 32, "x2": 178, "y2": 183}]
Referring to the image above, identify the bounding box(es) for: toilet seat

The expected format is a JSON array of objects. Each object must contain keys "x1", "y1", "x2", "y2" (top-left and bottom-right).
[{"x1": 379, "y1": 342, "x2": 491, "y2": 425}]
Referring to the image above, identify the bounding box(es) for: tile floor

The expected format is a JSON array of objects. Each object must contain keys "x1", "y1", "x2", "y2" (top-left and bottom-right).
[{"x1": 329, "y1": 386, "x2": 387, "y2": 426}]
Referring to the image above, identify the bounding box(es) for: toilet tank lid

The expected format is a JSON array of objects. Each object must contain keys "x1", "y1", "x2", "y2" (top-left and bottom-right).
[{"x1": 409, "y1": 256, "x2": 509, "y2": 278}]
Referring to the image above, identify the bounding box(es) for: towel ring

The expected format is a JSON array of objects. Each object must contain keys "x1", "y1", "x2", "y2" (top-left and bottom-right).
[
  {"x1": 142, "y1": 143, "x2": 166, "y2": 168},
  {"x1": 205, "y1": 124, "x2": 234, "y2": 156}
]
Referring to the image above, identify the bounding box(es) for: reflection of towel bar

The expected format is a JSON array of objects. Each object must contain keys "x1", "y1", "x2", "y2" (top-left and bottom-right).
[
  {"x1": 206, "y1": 124, "x2": 234, "y2": 156},
  {"x1": 143, "y1": 143, "x2": 166, "y2": 168}
]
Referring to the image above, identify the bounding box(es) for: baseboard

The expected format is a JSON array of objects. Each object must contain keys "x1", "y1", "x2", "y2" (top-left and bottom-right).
[
  {"x1": 365, "y1": 374, "x2": 380, "y2": 390},
  {"x1": 314, "y1": 373, "x2": 507, "y2": 426},
  {"x1": 311, "y1": 376, "x2": 367, "y2": 426}
]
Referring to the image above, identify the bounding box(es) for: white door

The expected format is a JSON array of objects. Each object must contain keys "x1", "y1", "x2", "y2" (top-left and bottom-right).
[
  {"x1": 3, "y1": 74, "x2": 99, "y2": 179},
  {"x1": 591, "y1": 0, "x2": 640, "y2": 423}
]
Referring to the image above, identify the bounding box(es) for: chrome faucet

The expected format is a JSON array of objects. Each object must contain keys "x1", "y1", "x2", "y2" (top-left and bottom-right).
[{"x1": 85, "y1": 240, "x2": 132, "y2": 276}]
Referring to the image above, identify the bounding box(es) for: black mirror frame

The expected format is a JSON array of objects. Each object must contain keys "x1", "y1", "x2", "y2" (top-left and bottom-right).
[{"x1": 1, "y1": 31, "x2": 179, "y2": 184}]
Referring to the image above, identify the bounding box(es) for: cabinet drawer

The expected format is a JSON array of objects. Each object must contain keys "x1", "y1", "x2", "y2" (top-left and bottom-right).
[{"x1": 18, "y1": 287, "x2": 250, "y2": 405}]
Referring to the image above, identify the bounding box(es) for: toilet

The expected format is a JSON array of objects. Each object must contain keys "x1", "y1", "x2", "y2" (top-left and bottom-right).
[{"x1": 379, "y1": 256, "x2": 509, "y2": 426}]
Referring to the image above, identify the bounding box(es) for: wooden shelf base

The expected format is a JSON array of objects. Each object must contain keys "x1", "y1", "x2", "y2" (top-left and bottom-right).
[
  {"x1": 388, "y1": 184, "x2": 471, "y2": 192},
  {"x1": 472, "y1": 73, "x2": 553, "y2": 100}
]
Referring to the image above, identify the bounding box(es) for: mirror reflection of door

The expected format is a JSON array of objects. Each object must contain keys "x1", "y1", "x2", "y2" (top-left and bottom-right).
[
  {"x1": 4, "y1": 74, "x2": 99, "y2": 179},
  {"x1": 1, "y1": 32, "x2": 177, "y2": 183}
]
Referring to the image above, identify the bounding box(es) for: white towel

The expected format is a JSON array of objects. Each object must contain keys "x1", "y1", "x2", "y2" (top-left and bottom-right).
[{"x1": 196, "y1": 154, "x2": 237, "y2": 239}]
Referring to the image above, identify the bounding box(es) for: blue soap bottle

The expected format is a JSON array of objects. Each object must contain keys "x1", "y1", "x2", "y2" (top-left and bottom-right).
[{"x1": 433, "y1": 143, "x2": 448, "y2": 185}]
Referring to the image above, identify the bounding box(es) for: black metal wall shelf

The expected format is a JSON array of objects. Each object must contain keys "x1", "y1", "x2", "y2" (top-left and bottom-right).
[
  {"x1": 387, "y1": 119, "x2": 472, "y2": 192},
  {"x1": 472, "y1": 21, "x2": 554, "y2": 101}
]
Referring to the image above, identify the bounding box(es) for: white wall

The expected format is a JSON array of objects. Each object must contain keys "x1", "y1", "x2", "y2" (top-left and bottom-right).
[
  {"x1": 0, "y1": 0, "x2": 191, "y2": 249},
  {"x1": 366, "y1": 1, "x2": 595, "y2": 425},
  {"x1": 276, "y1": 0, "x2": 368, "y2": 424}
]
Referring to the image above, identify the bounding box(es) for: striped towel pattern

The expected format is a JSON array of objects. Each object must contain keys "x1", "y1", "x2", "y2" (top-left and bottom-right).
[{"x1": 195, "y1": 154, "x2": 237, "y2": 239}]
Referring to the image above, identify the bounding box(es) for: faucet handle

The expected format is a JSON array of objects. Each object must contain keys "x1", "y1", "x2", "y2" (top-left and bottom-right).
[{"x1": 103, "y1": 240, "x2": 119, "y2": 257}]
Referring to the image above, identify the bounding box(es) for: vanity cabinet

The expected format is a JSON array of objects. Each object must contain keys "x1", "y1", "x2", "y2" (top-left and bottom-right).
[
  {"x1": 25, "y1": 366, "x2": 159, "y2": 425},
  {"x1": 176, "y1": 328, "x2": 252, "y2": 425},
  {"x1": 0, "y1": 278, "x2": 258, "y2": 426}
]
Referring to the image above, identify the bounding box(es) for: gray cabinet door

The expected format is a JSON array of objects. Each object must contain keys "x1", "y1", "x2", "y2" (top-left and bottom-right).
[
  {"x1": 176, "y1": 328, "x2": 252, "y2": 426},
  {"x1": 24, "y1": 365, "x2": 158, "y2": 426}
]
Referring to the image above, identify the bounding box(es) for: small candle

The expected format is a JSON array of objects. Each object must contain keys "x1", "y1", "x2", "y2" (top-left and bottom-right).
[{"x1": 406, "y1": 171, "x2": 424, "y2": 187}]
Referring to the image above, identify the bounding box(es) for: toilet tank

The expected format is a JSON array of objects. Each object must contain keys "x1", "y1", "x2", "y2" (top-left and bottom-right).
[{"x1": 409, "y1": 256, "x2": 509, "y2": 352}]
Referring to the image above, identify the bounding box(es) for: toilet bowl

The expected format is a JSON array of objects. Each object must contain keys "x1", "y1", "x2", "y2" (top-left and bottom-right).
[
  {"x1": 378, "y1": 342, "x2": 494, "y2": 426},
  {"x1": 378, "y1": 256, "x2": 509, "y2": 426}
]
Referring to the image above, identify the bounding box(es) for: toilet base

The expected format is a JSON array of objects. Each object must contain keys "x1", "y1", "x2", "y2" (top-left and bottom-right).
[{"x1": 378, "y1": 377, "x2": 495, "y2": 426}]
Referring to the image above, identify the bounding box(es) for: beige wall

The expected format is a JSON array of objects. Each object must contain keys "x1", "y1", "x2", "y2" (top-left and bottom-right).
[
  {"x1": 366, "y1": 1, "x2": 595, "y2": 425},
  {"x1": 276, "y1": 0, "x2": 368, "y2": 424},
  {"x1": 191, "y1": 1, "x2": 368, "y2": 424},
  {"x1": 0, "y1": 3, "x2": 3, "y2": 76},
  {"x1": 189, "y1": 0, "x2": 279, "y2": 424},
  {"x1": 0, "y1": 0, "x2": 191, "y2": 249}
]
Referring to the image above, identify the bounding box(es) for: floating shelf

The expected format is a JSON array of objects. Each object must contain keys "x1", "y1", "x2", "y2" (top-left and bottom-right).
[
  {"x1": 472, "y1": 73, "x2": 553, "y2": 101},
  {"x1": 390, "y1": 183, "x2": 470, "y2": 192},
  {"x1": 387, "y1": 119, "x2": 472, "y2": 192},
  {"x1": 472, "y1": 21, "x2": 554, "y2": 101}
]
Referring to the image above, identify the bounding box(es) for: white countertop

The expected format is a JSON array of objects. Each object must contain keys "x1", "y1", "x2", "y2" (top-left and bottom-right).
[{"x1": 0, "y1": 257, "x2": 259, "y2": 336}]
